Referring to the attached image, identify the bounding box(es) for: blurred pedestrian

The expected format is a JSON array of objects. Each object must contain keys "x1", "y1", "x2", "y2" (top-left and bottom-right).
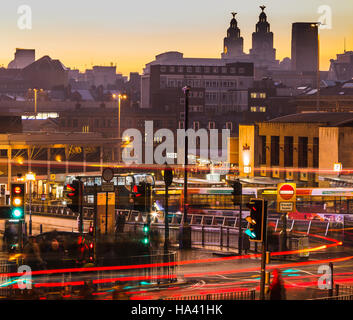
[
  {"x1": 269, "y1": 268, "x2": 286, "y2": 300},
  {"x1": 112, "y1": 284, "x2": 129, "y2": 300},
  {"x1": 45, "y1": 238, "x2": 64, "y2": 269},
  {"x1": 23, "y1": 236, "x2": 45, "y2": 271},
  {"x1": 242, "y1": 232, "x2": 250, "y2": 254},
  {"x1": 79, "y1": 280, "x2": 95, "y2": 300}
]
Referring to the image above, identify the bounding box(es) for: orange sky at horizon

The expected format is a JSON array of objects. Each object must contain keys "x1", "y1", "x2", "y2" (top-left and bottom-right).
[{"x1": 0, "y1": 1, "x2": 352, "y2": 76}]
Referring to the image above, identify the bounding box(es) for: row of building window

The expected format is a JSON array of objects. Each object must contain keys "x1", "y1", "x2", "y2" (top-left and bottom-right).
[
  {"x1": 178, "y1": 121, "x2": 233, "y2": 131},
  {"x1": 162, "y1": 78, "x2": 242, "y2": 89},
  {"x1": 160, "y1": 65, "x2": 246, "y2": 75},
  {"x1": 260, "y1": 136, "x2": 319, "y2": 168},
  {"x1": 250, "y1": 92, "x2": 267, "y2": 99},
  {"x1": 250, "y1": 106, "x2": 267, "y2": 112}
]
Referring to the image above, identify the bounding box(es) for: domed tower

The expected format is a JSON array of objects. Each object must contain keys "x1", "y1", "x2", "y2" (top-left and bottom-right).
[
  {"x1": 222, "y1": 12, "x2": 244, "y2": 58},
  {"x1": 250, "y1": 6, "x2": 276, "y2": 65}
]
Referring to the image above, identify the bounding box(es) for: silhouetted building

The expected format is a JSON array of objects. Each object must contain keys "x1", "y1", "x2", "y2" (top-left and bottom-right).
[
  {"x1": 291, "y1": 23, "x2": 318, "y2": 73},
  {"x1": 222, "y1": 12, "x2": 245, "y2": 59},
  {"x1": 249, "y1": 6, "x2": 278, "y2": 69},
  {"x1": 328, "y1": 51, "x2": 353, "y2": 81},
  {"x1": 21, "y1": 56, "x2": 69, "y2": 90},
  {"x1": 8, "y1": 49, "x2": 35, "y2": 69}
]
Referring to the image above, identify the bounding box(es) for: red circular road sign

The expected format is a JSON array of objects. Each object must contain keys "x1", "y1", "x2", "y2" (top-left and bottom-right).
[{"x1": 279, "y1": 184, "x2": 295, "y2": 201}]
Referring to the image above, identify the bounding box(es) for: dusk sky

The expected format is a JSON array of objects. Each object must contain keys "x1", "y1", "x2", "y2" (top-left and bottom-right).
[{"x1": 1, "y1": 0, "x2": 352, "y2": 76}]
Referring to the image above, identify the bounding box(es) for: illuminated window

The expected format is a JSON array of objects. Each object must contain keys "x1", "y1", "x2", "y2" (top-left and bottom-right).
[
  {"x1": 250, "y1": 93, "x2": 258, "y2": 99},
  {"x1": 259, "y1": 106, "x2": 266, "y2": 112},
  {"x1": 259, "y1": 93, "x2": 267, "y2": 99},
  {"x1": 250, "y1": 106, "x2": 257, "y2": 112}
]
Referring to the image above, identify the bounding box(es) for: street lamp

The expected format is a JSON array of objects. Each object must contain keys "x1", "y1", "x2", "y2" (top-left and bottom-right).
[
  {"x1": 25, "y1": 172, "x2": 36, "y2": 235},
  {"x1": 113, "y1": 93, "x2": 128, "y2": 163},
  {"x1": 181, "y1": 86, "x2": 191, "y2": 249}
]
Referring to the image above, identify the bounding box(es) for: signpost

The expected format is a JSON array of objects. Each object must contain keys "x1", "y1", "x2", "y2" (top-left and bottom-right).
[
  {"x1": 277, "y1": 183, "x2": 296, "y2": 253},
  {"x1": 102, "y1": 168, "x2": 115, "y2": 235}
]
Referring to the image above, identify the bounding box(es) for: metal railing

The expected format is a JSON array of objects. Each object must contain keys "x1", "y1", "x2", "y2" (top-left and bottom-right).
[{"x1": 164, "y1": 289, "x2": 256, "y2": 300}]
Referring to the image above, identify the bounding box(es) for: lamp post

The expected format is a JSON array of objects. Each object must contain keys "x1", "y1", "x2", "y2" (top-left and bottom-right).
[
  {"x1": 181, "y1": 86, "x2": 191, "y2": 249},
  {"x1": 25, "y1": 172, "x2": 36, "y2": 235},
  {"x1": 113, "y1": 93, "x2": 127, "y2": 162}
]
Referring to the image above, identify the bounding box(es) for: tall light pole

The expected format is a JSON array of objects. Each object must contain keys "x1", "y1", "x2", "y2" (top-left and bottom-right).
[
  {"x1": 113, "y1": 93, "x2": 127, "y2": 162},
  {"x1": 25, "y1": 172, "x2": 36, "y2": 235},
  {"x1": 181, "y1": 86, "x2": 191, "y2": 249}
]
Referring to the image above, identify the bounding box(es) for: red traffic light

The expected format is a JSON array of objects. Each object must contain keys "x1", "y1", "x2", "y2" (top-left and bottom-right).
[{"x1": 14, "y1": 186, "x2": 22, "y2": 194}]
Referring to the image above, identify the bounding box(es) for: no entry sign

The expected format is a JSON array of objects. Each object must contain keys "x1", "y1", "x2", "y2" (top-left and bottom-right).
[{"x1": 277, "y1": 183, "x2": 296, "y2": 212}]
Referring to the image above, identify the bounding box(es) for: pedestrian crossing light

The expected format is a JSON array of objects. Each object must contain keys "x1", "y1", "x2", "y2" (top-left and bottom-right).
[
  {"x1": 142, "y1": 223, "x2": 150, "y2": 245},
  {"x1": 11, "y1": 183, "x2": 25, "y2": 220}
]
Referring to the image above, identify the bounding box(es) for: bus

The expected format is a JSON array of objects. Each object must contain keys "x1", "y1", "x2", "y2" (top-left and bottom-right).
[{"x1": 64, "y1": 173, "x2": 155, "y2": 210}]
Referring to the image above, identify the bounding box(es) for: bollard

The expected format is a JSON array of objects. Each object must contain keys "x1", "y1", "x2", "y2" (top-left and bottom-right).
[
  {"x1": 40, "y1": 224, "x2": 43, "y2": 234},
  {"x1": 202, "y1": 225, "x2": 205, "y2": 247},
  {"x1": 220, "y1": 226, "x2": 223, "y2": 248},
  {"x1": 227, "y1": 227, "x2": 229, "y2": 249}
]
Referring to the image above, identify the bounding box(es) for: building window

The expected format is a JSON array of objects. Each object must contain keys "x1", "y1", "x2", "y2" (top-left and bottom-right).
[
  {"x1": 204, "y1": 67, "x2": 210, "y2": 73},
  {"x1": 193, "y1": 121, "x2": 200, "y2": 130},
  {"x1": 226, "y1": 122, "x2": 232, "y2": 131},
  {"x1": 160, "y1": 66, "x2": 167, "y2": 72},
  {"x1": 208, "y1": 121, "x2": 215, "y2": 129},
  {"x1": 238, "y1": 67, "x2": 245, "y2": 74},
  {"x1": 259, "y1": 106, "x2": 266, "y2": 112},
  {"x1": 222, "y1": 67, "x2": 227, "y2": 74},
  {"x1": 187, "y1": 66, "x2": 192, "y2": 73},
  {"x1": 298, "y1": 137, "x2": 308, "y2": 168},
  {"x1": 179, "y1": 112, "x2": 185, "y2": 120},
  {"x1": 259, "y1": 92, "x2": 267, "y2": 99},
  {"x1": 213, "y1": 67, "x2": 218, "y2": 73},
  {"x1": 178, "y1": 66, "x2": 184, "y2": 73},
  {"x1": 250, "y1": 106, "x2": 257, "y2": 112},
  {"x1": 169, "y1": 66, "x2": 175, "y2": 72},
  {"x1": 195, "y1": 66, "x2": 201, "y2": 73},
  {"x1": 178, "y1": 121, "x2": 185, "y2": 129},
  {"x1": 271, "y1": 136, "x2": 279, "y2": 166},
  {"x1": 260, "y1": 136, "x2": 266, "y2": 165},
  {"x1": 284, "y1": 136, "x2": 293, "y2": 167},
  {"x1": 230, "y1": 67, "x2": 236, "y2": 74},
  {"x1": 250, "y1": 92, "x2": 258, "y2": 99},
  {"x1": 313, "y1": 137, "x2": 319, "y2": 168}
]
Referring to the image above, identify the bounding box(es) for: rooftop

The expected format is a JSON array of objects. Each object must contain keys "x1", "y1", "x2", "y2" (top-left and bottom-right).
[{"x1": 268, "y1": 112, "x2": 353, "y2": 126}]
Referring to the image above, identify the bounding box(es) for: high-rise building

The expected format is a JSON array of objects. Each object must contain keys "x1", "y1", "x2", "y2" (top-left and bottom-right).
[
  {"x1": 291, "y1": 23, "x2": 319, "y2": 73},
  {"x1": 222, "y1": 13, "x2": 245, "y2": 59},
  {"x1": 249, "y1": 6, "x2": 277, "y2": 68}
]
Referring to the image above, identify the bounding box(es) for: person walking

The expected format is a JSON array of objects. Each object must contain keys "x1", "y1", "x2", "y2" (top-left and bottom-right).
[
  {"x1": 269, "y1": 268, "x2": 286, "y2": 300},
  {"x1": 23, "y1": 236, "x2": 45, "y2": 271}
]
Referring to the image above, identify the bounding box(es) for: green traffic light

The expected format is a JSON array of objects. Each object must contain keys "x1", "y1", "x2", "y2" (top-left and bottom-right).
[
  {"x1": 142, "y1": 237, "x2": 149, "y2": 244},
  {"x1": 143, "y1": 225, "x2": 149, "y2": 233},
  {"x1": 12, "y1": 208, "x2": 23, "y2": 219}
]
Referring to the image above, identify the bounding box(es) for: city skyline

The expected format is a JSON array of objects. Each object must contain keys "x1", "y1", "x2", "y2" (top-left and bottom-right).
[{"x1": 0, "y1": 0, "x2": 352, "y2": 76}]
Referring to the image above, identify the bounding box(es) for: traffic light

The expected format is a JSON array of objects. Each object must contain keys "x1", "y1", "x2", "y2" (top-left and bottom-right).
[
  {"x1": 232, "y1": 180, "x2": 242, "y2": 205},
  {"x1": 245, "y1": 198, "x2": 267, "y2": 242},
  {"x1": 133, "y1": 182, "x2": 152, "y2": 212},
  {"x1": 163, "y1": 168, "x2": 174, "y2": 187},
  {"x1": 88, "y1": 241, "x2": 94, "y2": 263},
  {"x1": 88, "y1": 222, "x2": 94, "y2": 236},
  {"x1": 10, "y1": 183, "x2": 25, "y2": 220},
  {"x1": 142, "y1": 223, "x2": 150, "y2": 245},
  {"x1": 66, "y1": 180, "x2": 80, "y2": 213}
]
